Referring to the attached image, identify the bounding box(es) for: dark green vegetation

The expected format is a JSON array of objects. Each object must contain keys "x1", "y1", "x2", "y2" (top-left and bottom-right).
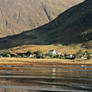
[{"x1": 0, "y1": 0, "x2": 92, "y2": 50}]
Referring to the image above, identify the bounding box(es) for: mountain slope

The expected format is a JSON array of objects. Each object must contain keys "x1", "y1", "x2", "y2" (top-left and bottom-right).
[
  {"x1": 0, "y1": 0, "x2": 84, "y2": 37},
  {"x1": 0, "y1": 0, "x2": 92, "y2": 50}
]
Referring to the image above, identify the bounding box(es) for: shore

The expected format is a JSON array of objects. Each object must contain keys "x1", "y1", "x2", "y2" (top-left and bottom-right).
[{"x1": 0, "y1": 58, "x2": 92, "y2": 65}]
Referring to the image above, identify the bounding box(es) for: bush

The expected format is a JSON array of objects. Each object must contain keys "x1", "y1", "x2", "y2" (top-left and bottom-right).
[
  {"x1": 6, "y1": 54, "x2": 11, "y2": 57},
  {"x1": 87, "y1": 55, "x2": 91, "y2": 59},
  {"x1": 34, "y1": 50, "x2": 45, "y2": 58},
  {"x1": 47, "y1": 53, "x2": 62, "y2": 59},
  {"x1": 25, "y1": 50, "x2": 32, "y2": 57},
  {"x1": 47, "y1": 54, "x2": 54, "y2": 58},
  {"x1": 0, "y1": 50, "x2": 12, "y2": 57},
  {"x1": 53, "y1": 55, "x2": 61, "y2": 58}
]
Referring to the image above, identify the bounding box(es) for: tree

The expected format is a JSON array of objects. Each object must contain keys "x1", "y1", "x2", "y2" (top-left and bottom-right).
[
  {"x1": 76, "y1": 50, "x2": 83, "y2": 58},
  {"x1": 1, "y1": 50, "x2": 12, "y2": 57},
  {"x1": 25, "y1": 50, "x2": 32, "y2": 57},
  {"x1": 34, "y1": 50, "x2": 45, "y2": 58}
]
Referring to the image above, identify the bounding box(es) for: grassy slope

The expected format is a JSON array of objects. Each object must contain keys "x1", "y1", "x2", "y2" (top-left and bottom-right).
[
  {"x1": 37, "y1": 0, "x2": 92, "y2": 47},
  {"x1": 44, "y1": 0, "x2": 92, "y2": 44},
  {"x1": 0, "y1": 0, "x2": 83, "y2": 37},
  {"x1": 10, "y1": 44, "x2": 83, "y2": 54},
  {"x1": 0, "y1": 0, "x2": 48, "y2": 37},
  {"x1": 0, "y1": 0, "x2": 92, "y2": 53},
  {"x1": 42, "y1": 0, "x2": 84, "y2": 19}
]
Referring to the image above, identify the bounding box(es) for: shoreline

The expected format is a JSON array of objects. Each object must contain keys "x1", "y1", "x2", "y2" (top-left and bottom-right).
[{"x1": 0, "y1": 58, "x2": 92, "y2": 65}]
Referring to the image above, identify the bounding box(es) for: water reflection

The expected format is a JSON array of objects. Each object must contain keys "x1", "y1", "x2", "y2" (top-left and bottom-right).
[{"x1": 0, "y1": 63, "x2": 92, "y2": 92}]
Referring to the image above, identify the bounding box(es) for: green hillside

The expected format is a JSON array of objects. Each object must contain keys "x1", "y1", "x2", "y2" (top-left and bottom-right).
[{"x1": 0, "y1": 0, "x2": 92, "y2": 50}]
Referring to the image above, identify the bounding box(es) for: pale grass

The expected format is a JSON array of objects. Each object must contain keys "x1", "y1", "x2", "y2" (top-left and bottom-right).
[
  {"x1": 0, "y1": 58, "x2": 92, "y2": 65},
  {"x1": 10, "y1": 44, "x2": 85, "y2": 54}
]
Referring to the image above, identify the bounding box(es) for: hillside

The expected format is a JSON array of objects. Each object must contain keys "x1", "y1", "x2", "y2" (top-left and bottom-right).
[
  {"x1": 0, "y1": 0, "x2": 92, "y2": 51},
  {"x1": 0, "y1": 0, "x2": 83, "y2": 37}
]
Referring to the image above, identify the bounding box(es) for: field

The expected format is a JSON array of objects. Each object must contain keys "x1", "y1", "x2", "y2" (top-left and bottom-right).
[
  {"x1": 0, "y1": 58, "x2": 92, "y2": 65},
  {"x1": 10, "y1": 44, "x2": 87, "y2": 54}
]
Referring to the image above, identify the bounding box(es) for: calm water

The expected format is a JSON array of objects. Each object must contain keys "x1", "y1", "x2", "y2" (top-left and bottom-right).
[{"x1": 0, "y1": 63, "x2": 92, "y2": 92}]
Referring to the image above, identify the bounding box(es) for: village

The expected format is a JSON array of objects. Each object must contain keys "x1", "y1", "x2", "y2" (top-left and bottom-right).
[{"x1": 0, "y1": 49, "x2": 91, "y2": 60}]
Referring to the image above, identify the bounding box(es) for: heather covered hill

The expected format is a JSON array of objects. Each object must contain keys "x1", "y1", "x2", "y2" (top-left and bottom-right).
[
  {"x1": 0, "y1": 0, "x2": 92, "y2": 50},
  {"x1": 0, "y1": 0, "x2": 83, "y2": 37}
]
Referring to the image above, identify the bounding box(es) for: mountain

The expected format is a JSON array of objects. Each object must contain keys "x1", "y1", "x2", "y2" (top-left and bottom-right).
[
  {"x1": 0, "y1": 0, "x2": 83, "y2": 37},
  {"x1": 0, "y1": 0, "x2": 92, "y2": 50}
]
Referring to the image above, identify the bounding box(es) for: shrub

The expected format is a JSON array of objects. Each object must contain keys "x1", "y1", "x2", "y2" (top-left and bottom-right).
[
  {"x1": 6, "y1": 54, "x2": 11, "y2": 57},
  {"x1": 53, "y1": 55, "x2": 60, "y2": 58},
  {"x1": 34, "y1": 50, "x2": 45, "y2": 58},
  {"x1": 87, "y1": 55, "x2": 91, "y2": 59},
  {"x1": 0, "y1": 50, "x2": 12, "y2": 57},
  {"x1": 47, "y1": 54, "x2": 54, "y2": 58},
  {"x1": 25, "y1": 50, "x2": 32, "y2": 57}
]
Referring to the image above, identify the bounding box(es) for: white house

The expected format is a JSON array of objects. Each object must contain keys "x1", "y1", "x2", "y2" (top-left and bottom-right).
[
  {"x1": 56, "y1": 52, "x2": 61, "y2": 55},
  {"x1": 48, "y1": 50, "x2": 57, "y2": 55},
  {"x1": 29, "y1": 54, "x2": 34, "y2": 58},
  {"x1": 48, "y1": 50, "x2": 61, "y2": 55},
  {"x1": 70, "y1": 54, "x2": 73, "y2": 58}
]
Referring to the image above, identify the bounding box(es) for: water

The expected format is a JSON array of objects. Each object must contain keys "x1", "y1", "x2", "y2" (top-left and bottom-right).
[{"x1": 0, "y1": 62, "x2": 92, "y2": 92}]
